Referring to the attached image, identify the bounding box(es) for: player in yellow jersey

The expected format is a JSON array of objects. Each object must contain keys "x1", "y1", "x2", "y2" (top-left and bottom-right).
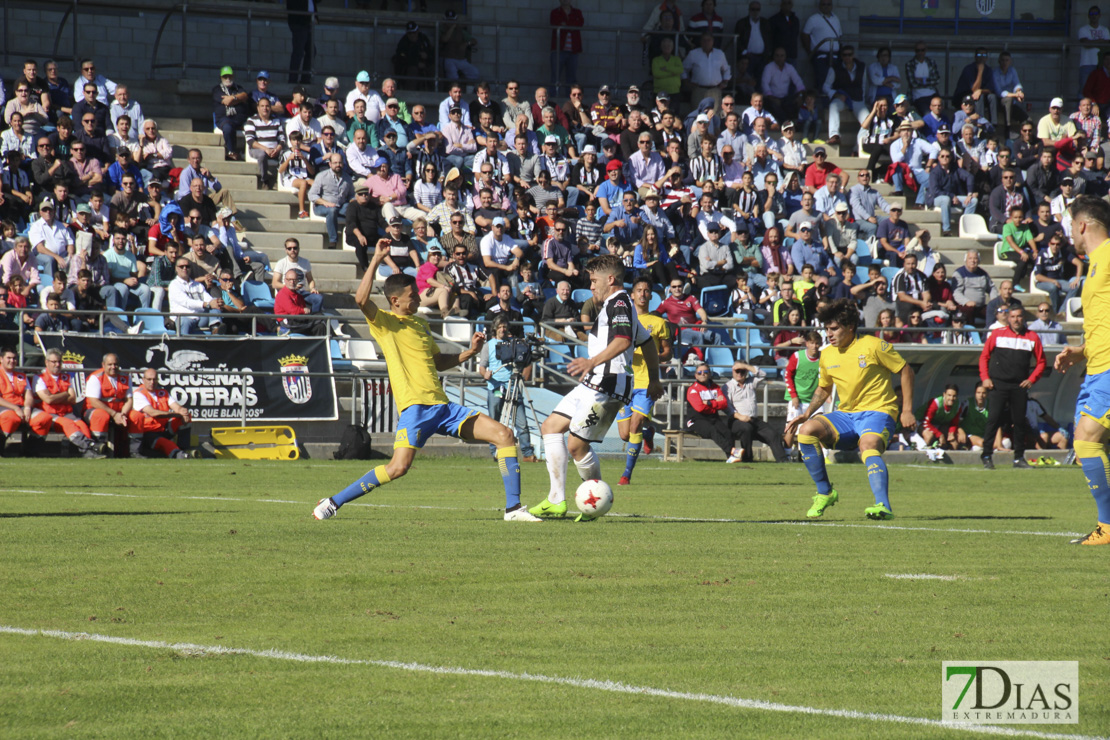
[
  {"x1": 614, "y1": 276, "x2": 673, "y2": 486},
  {"x1": 784, "y1": 299, "x2": 917, "y2": 520},
  {"x1": 314, "y1": 262, "x2": 542, "y2": 522},
  {"x1": 1055, "y1": 196, "x2": 1110, "y2": 545}
]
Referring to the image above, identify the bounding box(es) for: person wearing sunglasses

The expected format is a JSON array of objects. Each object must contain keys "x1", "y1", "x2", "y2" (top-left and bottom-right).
[{"x1": 74, "y1": 58, "x2": 116, "y2": 106}]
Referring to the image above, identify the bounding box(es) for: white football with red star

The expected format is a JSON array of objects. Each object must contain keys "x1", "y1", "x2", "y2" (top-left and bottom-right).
[{"x1": 575, "y1": 479, "x2": 613, "y2": 519}]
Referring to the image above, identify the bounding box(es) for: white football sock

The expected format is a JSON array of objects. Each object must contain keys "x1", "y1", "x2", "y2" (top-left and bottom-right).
[
  {"x1": 543, "y1": 433, "x2": 568, "y2": 504},
  {"x1": 574, "y1": 447, "x2": 601, "y2": 482}
]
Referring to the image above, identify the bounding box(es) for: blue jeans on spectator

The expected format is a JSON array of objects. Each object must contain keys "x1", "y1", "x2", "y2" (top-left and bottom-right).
[
  {"x1": 300, "y1": 291, "x2": 324, "y2": 314},
  {"x1": 313, "y1": 202, "x2": 348, "y2": 244},
  {"x1": 551, "y1": 51, "x2": 579, "y2": 97},
  {"x1": 891, "y1": 168, "x2": 929, "y2": 206},
  {"x1": 215, "y1": 113, "x2": 247, "y2": 157},
  {"x1": 178, "y1": 311, "x2": 222, "y2": 335},
  {"x1": 444, "y1": 58, "x2": 479, "y2": 81},
  {"x1": 932, "y1": 194, "x2": 978, "y2": 233},
  {"x1": 486, "y1": 386, "x2": 535, "y2": 458},
  {"x1": 107, "y1": 281, "x2": 153, "y2": 310}
]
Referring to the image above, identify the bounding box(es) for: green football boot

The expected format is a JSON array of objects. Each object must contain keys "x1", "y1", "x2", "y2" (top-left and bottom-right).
[
  {"x1": 864, "y1": 503, "x2": 894, "y2": 520},
  {"x1": 528, "y1": 497, "x2": 568, "y2": 518},
  {"x1": 806, "y1": 489, "x2": 839, "y2": 518}
]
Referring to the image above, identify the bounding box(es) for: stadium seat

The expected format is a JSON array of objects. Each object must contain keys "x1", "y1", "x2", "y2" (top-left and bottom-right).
[
  {"x1": 545, "y1": 343, "x2": 570, "y2": 371},
  {"x1": 441, "y1": 317, "x2": 473, "y2": 343},
  {"x1": 102, "y1": 306, "x2": 129, "y2": 334},
  {"x1": 959, "y1": 213, "x2": 998, "y2": 242},
  {"x1": 133, "y1": 307, "x2": 167, "y2": 335},
  {"x1": 1066, "y1": 297, "x2": 1083, "y2": 323},
  {"x1": 574, "y1": 342, "x2": 589, "y2": 359},
  {"x1": 880, "y1": 266, "x2": 900, "y2": 289},
  {"x1": 347, "y1": 339, "x2": 385, "y2": 372},
  {"x1": 704, "y1": 345, "x2": 734, "y2": 375},
  {"x1": 330, "y1": 339, "x2": 355, "y2": 373},
  {"x1": 571, "y1": 288, "x2": 593, "y2": 304},
  {"x1": 700, "y1": 285, "x2": 730, "y2": 316},
  {"x1": 648, "y1": 292, "x2": 662, "y2": 312},
  {"x1": 855, "y1": 238, "x2": 874, "y2": 266},
  {"x1": 242, "y1": 280, "x2": 274, "y2": 309}
]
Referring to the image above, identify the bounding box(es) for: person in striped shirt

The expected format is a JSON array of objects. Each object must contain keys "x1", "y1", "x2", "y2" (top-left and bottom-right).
[
  {"x1": 244, "y1": 98, "x2": 286, "y2": 190},
  {"x1": 690, "y1": 135, "x2": 724, "y2": 194}
]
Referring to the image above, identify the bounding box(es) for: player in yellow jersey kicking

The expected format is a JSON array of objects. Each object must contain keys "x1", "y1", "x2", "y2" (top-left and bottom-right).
[
  {"x1": 313, "y1": 262, "x2": 542, "y2": 522},
  {"x1": 784, "y1": 298, "x2": 917, "y2": 520},
  {"x1": 1055, "y1": 196, "x2": 1110, "y2": 545},
  {"x1": 614, "y1": 276, "x2": 673, "y2": 486}
]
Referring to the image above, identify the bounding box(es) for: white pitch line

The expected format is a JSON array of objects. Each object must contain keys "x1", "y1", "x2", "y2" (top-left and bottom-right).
[
  {"x1": 0, "y1": 488, "x2": 46, "y2": 494},
  {"x1": 0, "y1": 625, "x2": 1098, "y2": 740},
  {"x1": 884, "y1": 573, "x2": 961, "y2": 581},
  {"x1": 55, "y1": 490, "x2": 1084, "y2": 538}
]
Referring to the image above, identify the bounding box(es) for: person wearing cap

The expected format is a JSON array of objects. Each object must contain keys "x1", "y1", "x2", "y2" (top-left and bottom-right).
[
  {"x1": 248, "y1": 71, "x2": 281, "y2": 116},
  {"x1": 479, "y1": 216, "x2": 524, "y2": 292},
  {"x1": 595, "y1": 158, "x2": 631, "y2": 216},
  {"x1": 566, "y1": 145, "x2": 601, "y2": 207},
  {"x1": 952, "y1": 47, "x2": 999, "y2": 125},
  {"x1": 211, "y1": 67, "x2": 249, "y2": 161},
  {"x1": 376, "y1": 97, "x2": 411, "y2": 151},
  {"x1": 995, "y1": 51, "x2": 1027, "y2": 134},
  {"x1": 29, "y1": 201, "x2": 73, "y2": 274},
  {"x1": 802, "y1": 145, "x2": 839, "y2": 192},
  {"x1": 441, "y1": 10, "x2": 480, "y2": 82},
  {"x1": 346, "y1": 71, "x2": 384, "y2": 123},
  {"x1": 588, "y1": 85, "x2": 624, "y2": 136},
  {"x1": 393, "y1": 22, "x2": 434, "y2": 89},
  {"x1": 377, "y1": 126, "x2": 410, "y2": 180},
  {"x1": 824, "y1": 200, "x2": 858, "y2": 259},
  {"x1": 1038, "y1": 97, "x2": 1083, "y2": 157},
  {"x1": 244, "y1": 97, "x2": 287, "y2": 190},
  {"x1": 952, "y1": 96, "x2": 992, "y2": 143},
  {"x1": 761, "y1": 47, "x2": 805, "y2": 121},
  {"x1": 367, "y1": 216, "x2": 422, "y2": 281},
  {"x1": 683, "y1": 32, "x2": 731, "y2": 111},
  {"x1": 639, "y1": 185, "x2": 676, "y2": 240},
  {"x1": 696, "y1": 220, "x2": 735, "y2": 290},
  {"x1": 104, "y1": 145, "x2": 145, "y2": 198}
]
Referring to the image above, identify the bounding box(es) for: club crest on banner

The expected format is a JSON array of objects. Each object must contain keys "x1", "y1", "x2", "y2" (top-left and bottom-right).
[
  {"x1": 976, "y1": 0, "x2": 995, "y2": 14},
  {"x1": 279, "y1": 354, "x2": 312, "y2": 404},
  {"x1": 61, "y1": 349, "x2": 87, "y2": 401}
]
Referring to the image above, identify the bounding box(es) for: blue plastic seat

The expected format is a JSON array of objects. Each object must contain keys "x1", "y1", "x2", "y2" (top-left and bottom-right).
[
  {"x1": 241, "y1": 279, "x2": 274, "y2": 309},
  {"x1": 571, "y1": 288, "x2": 593, "y2": 304},
  {"x1": 699, "y1": 285, "x2": 730, "y2": 317},
  {"x1": 133, "y1": 307, "x2": 166, "y2": 335},
  {"x1": 546, "y1": 343, "x2": 570, "y2": 371}
]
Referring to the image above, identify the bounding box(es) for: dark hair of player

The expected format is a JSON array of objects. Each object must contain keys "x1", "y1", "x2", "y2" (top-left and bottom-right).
[
  {"x1": 585, "y1": 254, "x2": 625, "y2": 279},
  {"x1": 382, "y1": 273, "x2": 416, "y2": 298},
  {"x1": 817, "y1": 298, "x2": 860, "y2": 330}
]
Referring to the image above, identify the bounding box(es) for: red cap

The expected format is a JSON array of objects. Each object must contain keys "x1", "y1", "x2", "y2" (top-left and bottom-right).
[{"x1": 606, "y1": 159, "x2": 623, "y2": 172}]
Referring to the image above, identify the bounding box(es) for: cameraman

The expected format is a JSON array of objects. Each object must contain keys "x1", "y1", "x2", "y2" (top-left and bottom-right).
[{"x1": 478, "y1": 314, "x2": 538, "y2": 463}]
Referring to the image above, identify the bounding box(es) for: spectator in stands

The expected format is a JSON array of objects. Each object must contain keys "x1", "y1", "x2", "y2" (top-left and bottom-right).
[
  {"x1": 858, "y1": 99, "x2": 896, "y2": 180},
  {"x1": 726, "y1": 361, "x2": 788, "y2": 462},
  {"x1": 987, "y1": 167, "x2": 1031, "y2": 233},
  {"x1": 31, "y1": 137, "x2": 72, "y2": 193},
  {"x1": 276, "y1": 133, "x2": 315, "y2": 221},
  {"x1": 270, "y1": 238, "x2": 322, "y2": 314},
  {"x1": 926, "y1": 149, "x2": 976, "y2": 237},
  {"x1": 479, "y1": 217, "x2": 524, "y2": 293},
  {"x1": 1078, "y1": 6, "x2": 1110, "y2": 93},
  {"x1": 866, "y1": 47, "x2": 901, "y2": 105},
  {"x1": 68, "y1": 141, "x2": 104, "y2": 200},
  {"x1": 442, "y1": 242, "x2": 483, "y2": 319},
  {"x1": 1084, "y1": 49, "x2": 1110, "y2": 107},
  {"x1": 760, "y1": 47, "x2": 804, "y2": 124},
  {"x1": 1032, "y1": 233, "x2": 1076, "y2": 316},
  {"x1": 177, "y1": 177, "x2": 217, "y2": 228},
  {"x1": 412, "y1": 246, "x2": 456, "y2": 319},
  {"x1": 367, "y1": 216, "x2": 421, "y2": 278},
  {"x1": 393, "y1": 22, "x2": 434, "y2": 89},
  {"x1": 169, "y1": 254, "x2": 221, "y2": 334},
  {"x1": 244, "y1": 98, "x2": 285, "y2": 191},
  {"x1": 822, "y1": 45, "x2": 867, "y2": 148},
  {"x1": 440, "y1": 10, "x2": 480, "y2": 82},
  {"x1": 103, "y1": 229, "x2": 151, "y2": 309},
  {"x1": 29, "y1": 202, "x2": 71, "y2": 276},
  {"x1": 949, "y1": 249, "x2": 993, "y2": 326},
  {"x1": 999, "y1": 205, "x2": 1036, "y2": 288},
  {"x1": 656, "y1": 280, "x2": 724, "y2": 346},
  {"x1": 892, "y1": 252, "x2": 929, "y2": 324},
  {"x1": 683, "y1": 32, "x2": 731, "y2": 111},
  {"x1": 211, "y1": 67, "x2": 249, "y2": 162},
  {"x1": 127, "y1": 367, "x2": 194, "y2": 459},
  {"x1": 549, "y1": 0, "x2": 584, "y2": 96},
  {"x1": 904, "y1": 42, "x2": 940, "y2": 115},
  {"x1": 801, "y1": 0, "x2": 842, "y2": 90},
  {"x1": 73, "y1": 81, "x2": 110, "y2": 136},
  {"x1": 847, "y1": 169, "x2": 889, "y2": 238},
  {"x1": 684, "y1": 363, "x2": 748, "y2": 462},
  {"x1": 994, "y1": 51, "x2": 1026, "y2": 135},
  {"x1": 147, "y1": 241, "x2": 178, "y2": 311},
  {"x1": 952, "y1": 49, "x2": 999, "y2": 125},
  {"x1": 6, "y1": 82, "x2": 48, "y2": 139},
  {"x1": 1026, "y1": 148, "x2": 1060, "y2": 206},
  {"x1": 28, "y1": 348, "x2": 104, "y2": 458},
  {"x1": 134, "y1": 121, "x2": 171, "y2": 188},
  {"x1": 984, "y1": 278, "x2": 1021, "y2": 320},
  {"x1": 44, "y1": 60, "x2": 72, "y2": 118},
  {"x1": 308, "y1": 153, "x2": 353, "y2": 249},
  {"x1": 1026, "y1": 303, "x2": 1065, "y2": 349},
  {"x1": 343, "y1": 183, "x2": 382, "y2": 272}
]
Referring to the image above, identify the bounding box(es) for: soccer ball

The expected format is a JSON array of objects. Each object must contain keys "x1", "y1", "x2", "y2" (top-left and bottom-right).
[{"x1": 575, "y1": 479, "x2": 614, "y2": 519}]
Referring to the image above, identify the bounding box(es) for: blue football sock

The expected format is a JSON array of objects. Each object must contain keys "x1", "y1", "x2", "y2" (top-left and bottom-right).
[
  {"x1": 797, "y1": 434, "x2": 832, "y2": 495},
  {"x1": 1075, "y1": 440, "x2": 1110, "y2": 523},
  {"x1": 497, "y1": 446, "x2": 522, "y2": 509},
  {"x1": 334, "y1": 465, "x2": 391, "y2": 507},
  {"x1": 623, "y1": 432, "x2": 643, "y2": 479},
  {"x1": 861, "y1": 449, "x2": 891, "y2": 509}
]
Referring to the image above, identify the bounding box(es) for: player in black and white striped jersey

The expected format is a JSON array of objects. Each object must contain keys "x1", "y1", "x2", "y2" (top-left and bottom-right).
[{"x1": 529, "y1": 254, "x2": 664, "y2": 521}]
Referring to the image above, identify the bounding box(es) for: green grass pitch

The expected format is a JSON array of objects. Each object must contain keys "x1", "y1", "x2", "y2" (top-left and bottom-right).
[{"x1": 0, "y1": 457, "x2": 1107, "y2": 739}]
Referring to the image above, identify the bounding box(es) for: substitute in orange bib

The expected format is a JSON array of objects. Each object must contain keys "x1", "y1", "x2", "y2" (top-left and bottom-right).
[
  {"x1": 29, "y1": 348, "x2": 106, "y2": 458},
  {"x1": 84, "y1": 353, "x2": 133, "y2": 447},
  {"x1": 127, "y1": 367, "x2": 195, "y2": 459},
  {"x1": 0, "y1": 346, "x2": 33, "y2": 456}
]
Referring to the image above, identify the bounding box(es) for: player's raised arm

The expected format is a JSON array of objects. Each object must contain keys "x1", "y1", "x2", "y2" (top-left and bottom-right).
[
  {"x1": 354, "y1": 239, "x2": 391, "y2": 322},
  {"x1": 435, "y1": 331, "x2": 486, "y2": 371}
]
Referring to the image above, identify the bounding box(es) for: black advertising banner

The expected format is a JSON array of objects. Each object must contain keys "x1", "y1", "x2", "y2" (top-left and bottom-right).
[{"x1": 39, "y1": 334, "x2": 338, "y2": 421}]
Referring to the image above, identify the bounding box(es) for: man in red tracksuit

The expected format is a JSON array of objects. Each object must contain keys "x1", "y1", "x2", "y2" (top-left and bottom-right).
[
  {"x1": 685, "y1": 362, "x2": 745, "y2": 463},
  {"x1": 30, "y1": 348, "x2": 105, "y2": 458},
  {"x1": 979, "y1": 305, "x2": 1045, "y2": 469}
]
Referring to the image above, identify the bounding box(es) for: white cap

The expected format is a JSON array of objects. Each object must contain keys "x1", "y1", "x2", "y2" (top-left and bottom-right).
[
  {"x1": 582, "y1": 144, "x2": 597, "y2": 154},
  {"x1": 695, "y1": 114, "x2": 709, "y2": 123},
  {"x1": 1050, "y1": 97, "x2": 1064, "y2": 109}
]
